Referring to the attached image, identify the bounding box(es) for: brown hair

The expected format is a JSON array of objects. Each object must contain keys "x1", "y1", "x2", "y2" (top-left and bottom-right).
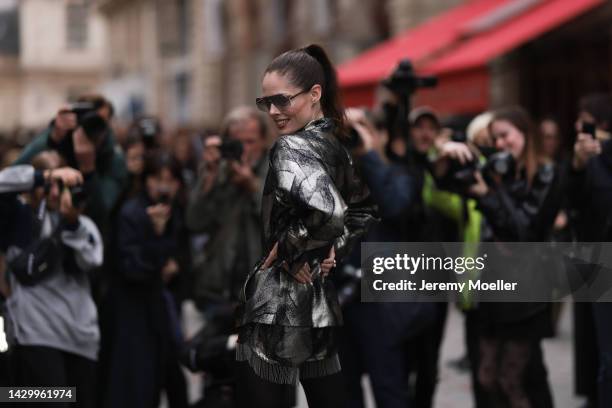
[
  {"x1": 265, "y1": 44, "x2": 346, "y2": 139},
  {"x1": 31, "y1": 151, "x2": 62, "y2": 172},
  {"x1": 489, "y1": 106, "x2": 546, "y2": 185}
]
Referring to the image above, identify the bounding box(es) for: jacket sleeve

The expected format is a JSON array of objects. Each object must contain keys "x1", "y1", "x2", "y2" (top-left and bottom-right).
[
  {"x1": 117, "y1": 204, "x2": 176, "y2": 284},
  {"x1": 0, "y1": 165, "x2": 43, "y2": 193},
  {"x1": 359, "y1": 150, "x2": 414, "y2": 218},
  {"x1": 61, "y1": 216, "x2": 104, "y2": 271},
  {"x1": 333, "y1": 156, "x2": 378, "y2": 260},
  {"x1": 83, "y1": 150, "x2": 127, "y2": 226},
  {"x1": 476, "y1": 164, "x2": 560, "y2": 241},
  {"x1": 12, "y1": 127, "x2": 53, "y2": 165},
  {"x1": 272, "y1": 137, "x2": 347, "y2": 266}
]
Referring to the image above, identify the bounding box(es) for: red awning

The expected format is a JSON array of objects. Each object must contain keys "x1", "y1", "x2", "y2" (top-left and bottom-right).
[{"x1": 339, "y1": 0, "x2": 604, "y2": 113}]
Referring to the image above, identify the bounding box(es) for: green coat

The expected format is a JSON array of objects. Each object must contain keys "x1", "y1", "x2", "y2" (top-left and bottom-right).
[{"x1": 186, "y1": 153, "x2": 268, "y2": 302}]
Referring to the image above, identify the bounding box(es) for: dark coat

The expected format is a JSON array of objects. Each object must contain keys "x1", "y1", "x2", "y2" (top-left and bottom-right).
[{"x1": 99, "y1": 194, "x2": 183, "y2": 408}]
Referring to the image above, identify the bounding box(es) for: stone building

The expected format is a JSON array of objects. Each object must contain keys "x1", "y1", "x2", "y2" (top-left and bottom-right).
[
  {"x1": 0, "y1": 0, "x2": 107, "y2": 131},
  {"x1": 96, "y1": 0, "x2": 459, "y2": 129}
]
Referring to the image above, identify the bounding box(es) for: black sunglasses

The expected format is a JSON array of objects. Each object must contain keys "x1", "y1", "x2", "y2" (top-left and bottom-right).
[{"x1": 255, "y1": 90, "x2": 308, "y2": 112}]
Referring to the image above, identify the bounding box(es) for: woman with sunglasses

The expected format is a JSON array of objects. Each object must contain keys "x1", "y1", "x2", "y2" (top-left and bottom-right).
[{"x1": 236, "y1": 44, "x2": 377, "y2": 407}]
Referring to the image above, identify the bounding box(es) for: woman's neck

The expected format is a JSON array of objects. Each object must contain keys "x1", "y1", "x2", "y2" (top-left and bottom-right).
[{"x1": 311, "y1": 106, "x2": 324, "y2": 121}]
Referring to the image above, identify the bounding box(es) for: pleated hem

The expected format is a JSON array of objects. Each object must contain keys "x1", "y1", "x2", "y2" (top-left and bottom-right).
[{"x1": 236, "y1": 343, "x2": 341, "y2": 385}]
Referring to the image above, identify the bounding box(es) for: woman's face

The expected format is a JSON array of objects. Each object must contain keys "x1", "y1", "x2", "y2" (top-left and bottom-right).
[
  {"x1": 540, "y1": 119, "x2": 560, "y2": 158},
  {"x1": 491, "y1": 119, "x2": 525, "y2": 159},
  {"x1": 146, "y1": 168, "x2": 180, "y2": 204},
  {"x1": 261, "y1": 71, "x2": 321, "y2": 135},
  {"x1": 126, "y1": 142, "x2": 145, "y2": 175}
]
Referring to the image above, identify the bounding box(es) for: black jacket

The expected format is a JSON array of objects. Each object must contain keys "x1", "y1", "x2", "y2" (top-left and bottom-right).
[{"x1": 568, "y1": 140, "x2": 612, "y2": 241}]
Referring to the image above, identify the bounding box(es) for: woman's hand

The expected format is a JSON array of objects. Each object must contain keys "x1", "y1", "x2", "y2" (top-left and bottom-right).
[
  {"x1": 437, "y1": 140, "x2": 474, "y2": 164},
  {"x1": 468, "y1": 171, "x2": 489, "y2": 197},
  {"x1": 147, "y1": 204, "x2": 171, "y2": 236},
  {"x1": 162, "y1": 258, "x2": 179, "y2": 283},
  {"x1": 261, "y1": 242, "x2": 278, "y2": 270},
  {"x1": 320, "y1": 246, "x2": 336, "y2": 278},
  {"x1": 261, "y1": 242, "x2": 312, "y2": 283},
  {"x1": 289, "y1": 262, "x2": 312, "y2": 284},
  {"x1": 434, "y1": 140, "x2": 475, "y2": 178},
  {"x1": 44, "y1": 167, "x2": 83, "y2": 187}
]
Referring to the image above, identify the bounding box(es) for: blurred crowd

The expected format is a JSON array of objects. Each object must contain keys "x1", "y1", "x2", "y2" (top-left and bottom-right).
[{"x1": 0, "y1": 84, "x2": 611, "y2": 408}]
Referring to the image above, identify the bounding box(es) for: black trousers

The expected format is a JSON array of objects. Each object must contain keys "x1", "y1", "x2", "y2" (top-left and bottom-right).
[
  {"x1": 9, "y1": 345, "x2": 96, "y2": 408},
  {"x1": 592, "y1": 302, "x2": 612, "y2": 408},
  {"x1": 478, "y1": 337, "x2": 553, "y2": 408},
  {"x1": 412, "y1": 302, "x2": 448, "y2": 408},
  {"x1": 236, "y1": 360, "x2": 347, "y2": 408}
]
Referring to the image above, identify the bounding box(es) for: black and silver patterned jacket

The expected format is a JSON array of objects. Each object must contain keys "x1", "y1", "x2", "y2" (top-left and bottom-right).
[{"x1": 239, "y1": 117, "x2": 377, "y2": 328}]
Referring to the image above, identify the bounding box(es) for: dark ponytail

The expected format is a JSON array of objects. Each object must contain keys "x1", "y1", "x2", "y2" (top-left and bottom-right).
[{"x1": 265, "y1": 44, "x2": 346, "y2": 139}]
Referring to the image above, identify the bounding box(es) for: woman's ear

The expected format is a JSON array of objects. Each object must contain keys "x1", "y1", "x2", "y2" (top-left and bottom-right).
[{"x1": 310, "y1": 84, "x2": 322, "y2": 105}]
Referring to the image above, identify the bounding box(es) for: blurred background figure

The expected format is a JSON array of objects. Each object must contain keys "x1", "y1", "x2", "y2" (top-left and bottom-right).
[
  {"x1": 1, "y1": 153, "x2": 102, "y2": 408},
  {"x1": 569, "y1": 93, "x2": 612, "y2": 408},
  {"x1": 186, "y1": 106, "x2": 271, "y2": 308},
  {"x1": 99, "y1": 151, "x2": 187, "y2": 408}
]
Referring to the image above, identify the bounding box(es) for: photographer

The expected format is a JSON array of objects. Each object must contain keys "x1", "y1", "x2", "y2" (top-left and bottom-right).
[
  {"x1": 13, "y1": 95, "x2": 127, "y2": 232},
  {"x1": 0, "y1": 152, "x2": 102, "y2": 408},
  {"x1": 186, "y1": 106, "x2": 270, "y2": 305},
  {"x1": 568, "y1": 93, "x2": 612, "y2": 408},
  {"x1": 342, "y1": 106, "x2": 469, "y2": 408},
  {"x1": 460, "y1": 107, "x2": 561, "y2": 408},
  {"x1": 101, "y1": 151, "x2": 187, "y2": 408}
]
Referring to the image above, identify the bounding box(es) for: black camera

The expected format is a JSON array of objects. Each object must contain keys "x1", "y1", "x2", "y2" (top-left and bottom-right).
[
  {"x1": 69, "y1": 102, "x2": 108, "y2": 146},
  {"x1": 134, "y1": 117, "x2": 161, "y2": 149},
  {"x1": 70, "y1": 102, "x2": 96, "y2": 122},
  {"x1": 158, "y1": 192, "x2": 172, "y2": 205},
  {"x1": 481, "y1": 151, "x2": 516, "y2": 183},
  {"x1": 382, "y1": 59, "x2": 438, "y2": 97},
  {"x1": 448, "y1": 150, "x2": 516, "y2": 191},
  {"x1": 219, "y1": 139, "x2": 243, "y2": 161},
  {"x1": 56, "y1": 180, "x2": 89, "y2": 208},
  {"x1": 581, "y1": 121, "x2": 596, "y2": 139}
]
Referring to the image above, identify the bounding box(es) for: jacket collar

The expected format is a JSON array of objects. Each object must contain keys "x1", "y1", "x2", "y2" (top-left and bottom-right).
[{"x1": 304, "y1": 117, "x2": 334, "y2": 133}]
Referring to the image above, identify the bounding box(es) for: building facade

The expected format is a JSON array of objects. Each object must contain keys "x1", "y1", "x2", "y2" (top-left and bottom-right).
[
  {"x1": 0, "y1": 0, "x2": 107, "y2": 131},
  {"x1": 96, "y1": 0, "x2": 459, "y2": 129}
]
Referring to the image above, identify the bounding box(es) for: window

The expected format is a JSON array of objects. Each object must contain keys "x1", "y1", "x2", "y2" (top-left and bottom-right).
[{"x1": 66, "y1": 1, "x2": 89, "y2": 49}]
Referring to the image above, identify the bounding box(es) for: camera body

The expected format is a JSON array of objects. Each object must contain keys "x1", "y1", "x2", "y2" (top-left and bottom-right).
[
  {"x1": 56, "y1": 180, "x2": 89, "y2": 208},
  {"x1": 581, "y1": 121, "x2": 596, "y2": 139},
  {"x1": 219, "y1": 139, "x2": 243, "y2": 161},
  {"x1": 70, "y1": 102, "x2": 96, "y2": 122},
  {"x1": 382, "y1": 59, "x2": 438, "y2": 98},
  {"x1": 133, "y1": 117, "x2": 161, "y2": 149},
  {"x1": 69, "y1": 102, "x2": 108, "y2": 146},
  {"x1": 448, "y1": 150, "x2": 516, "y2": 191}
]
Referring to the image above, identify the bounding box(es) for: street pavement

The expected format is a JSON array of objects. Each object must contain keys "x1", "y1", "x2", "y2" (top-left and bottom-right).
[
  {"x1": 176, "y1": 301, "x2": 583, "y2": 408},
  {"x1": 297, "y1": 302, "x2": 583, "y2": 408}
]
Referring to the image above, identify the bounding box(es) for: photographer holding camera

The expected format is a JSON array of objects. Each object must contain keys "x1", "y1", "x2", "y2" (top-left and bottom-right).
[
  {"x1": 13, "y1": 95, "x2": 127, "y2": 232},
  {"x1": 186, "y1": 106, "x2": 271, "y2": 305},
  {"x1": 100, "y1": 151, "x2": 187, "y2": 408},
  {"x1": 0, "y1": 152, "x2": 103, "y2": 408},
  {"x1": 568, "y1": 93, "x2": 612, "y2": 408},
  {"x1": 340, "y1": 106, "x2": 436, "y2": 408},
  {"x1": 450, "y1": 106, "x2": 562, "y2": 408}
]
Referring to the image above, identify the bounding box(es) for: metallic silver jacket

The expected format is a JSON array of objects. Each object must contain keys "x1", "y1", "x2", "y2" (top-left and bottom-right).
[{"x1": 239, "y1": 117, "x2": 377, "y2": 329}]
